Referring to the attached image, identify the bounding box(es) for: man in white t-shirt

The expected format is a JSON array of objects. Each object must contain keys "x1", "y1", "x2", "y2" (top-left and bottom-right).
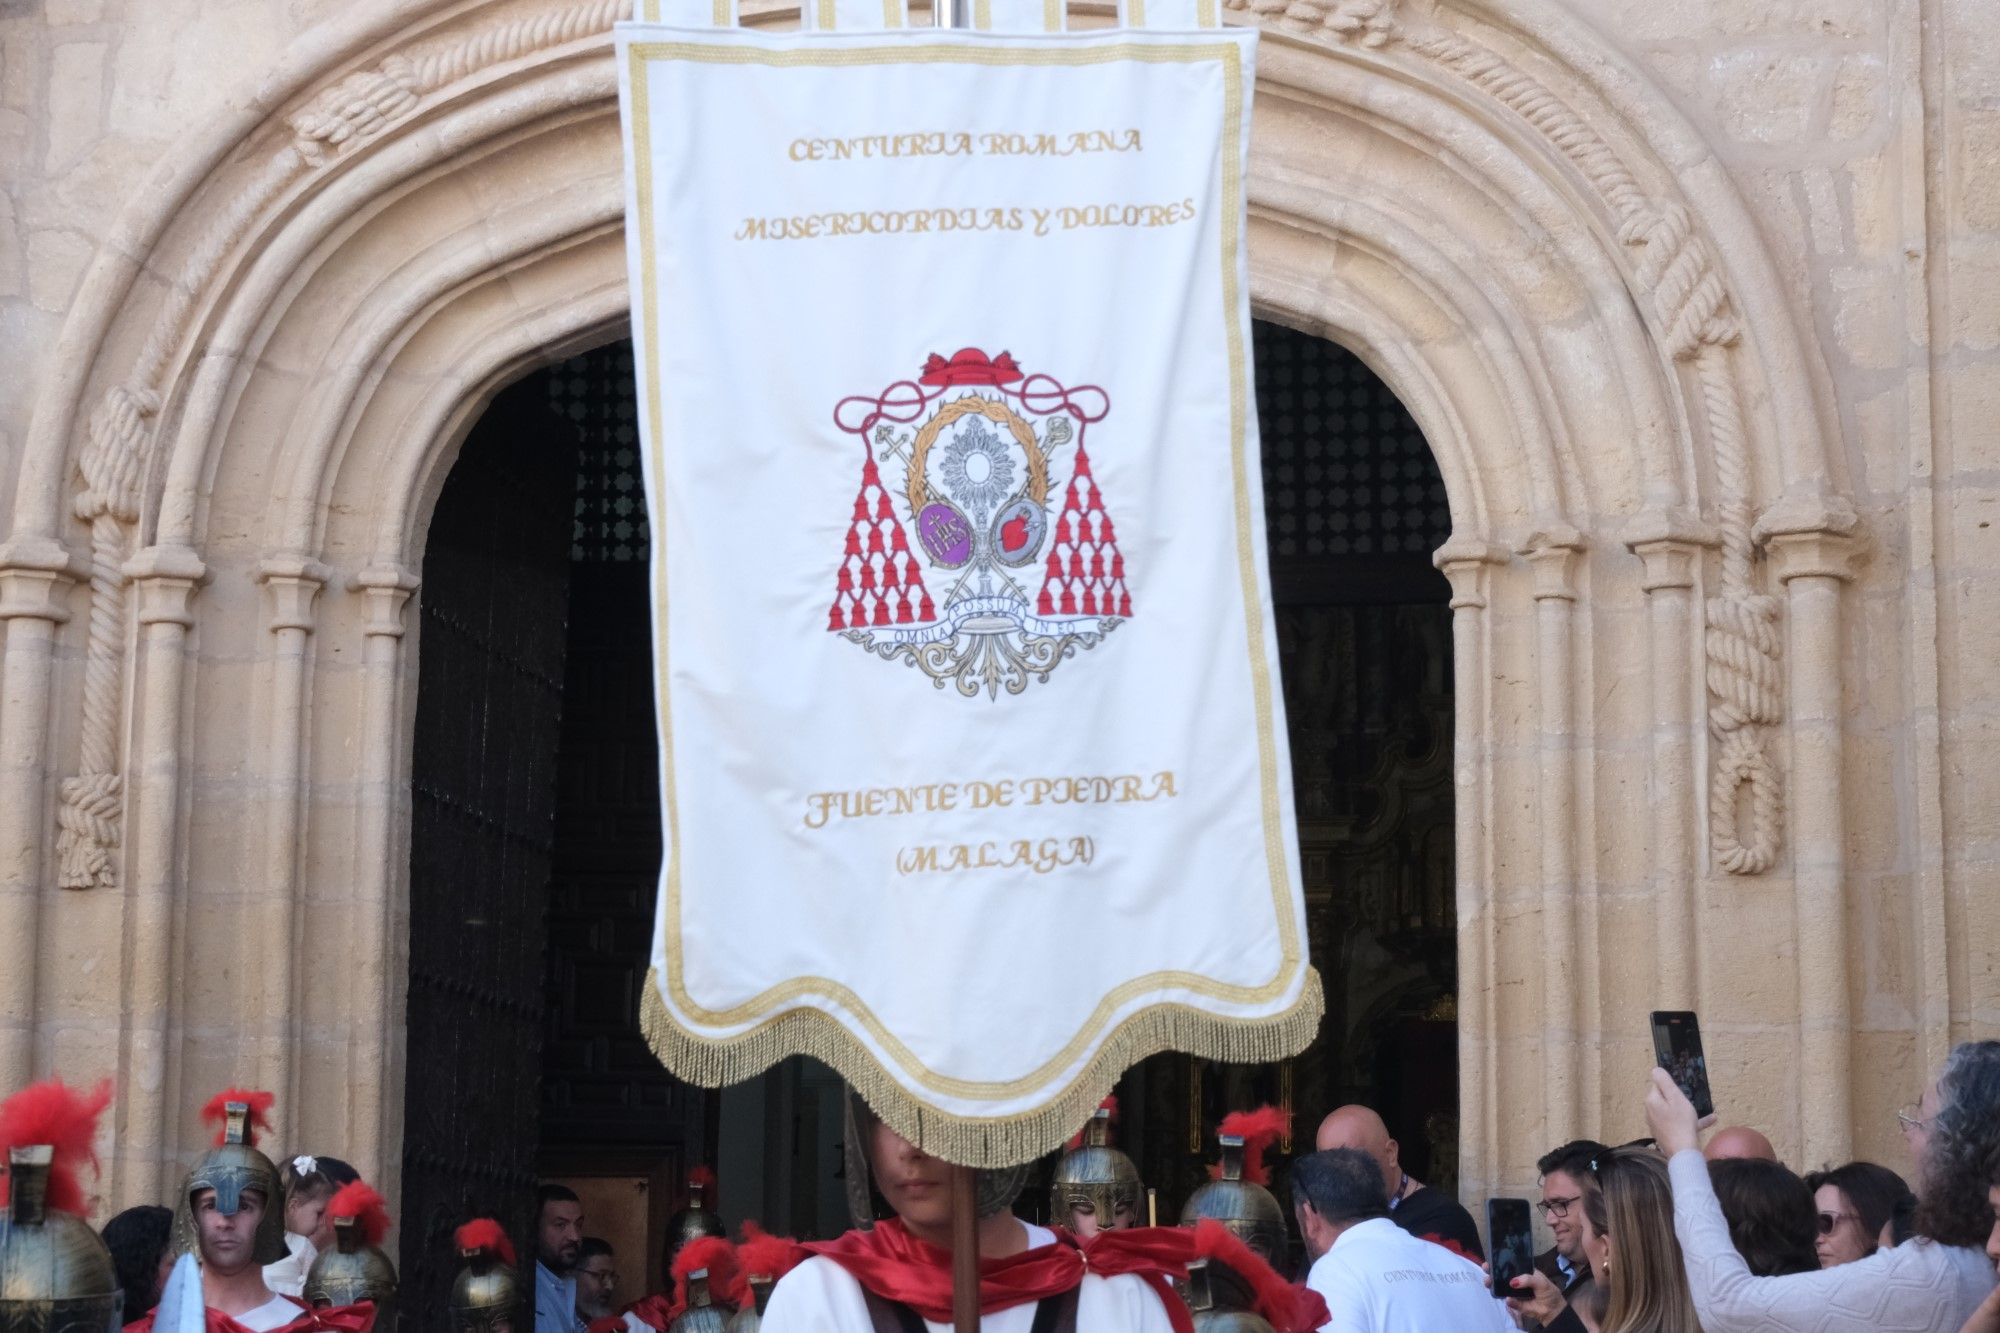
[
  {"x1": 1293, "y1": 1148, "x2": 1512, "y2": 1333},
  {"x1": 762, "y1": 1092, "x2": 1180, "y2": 1332}
]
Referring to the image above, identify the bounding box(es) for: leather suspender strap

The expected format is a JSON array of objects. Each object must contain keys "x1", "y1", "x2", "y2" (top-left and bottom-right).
[
  {"x1": 862, "y1": 1290, "x2": 929, "y2": 1333},
  {"x1": 1029, "y1": 1287, "x2": 1080, "y2": 1333},
  {"x1": 861, "y1": 1286, "x2": 1080, "y2": 1333}
]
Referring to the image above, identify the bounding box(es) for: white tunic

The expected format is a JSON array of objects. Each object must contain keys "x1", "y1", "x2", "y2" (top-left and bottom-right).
[
  {"x1": 1304, "y1": 1216, "x2": 1513, "y2": 1333},
  {"x1": 230, "y1": 1294, "x2": 305, "y2": 1331},
  {"x1": 760, "y1": 1222, "x2": 1178, "y2": 1333}
]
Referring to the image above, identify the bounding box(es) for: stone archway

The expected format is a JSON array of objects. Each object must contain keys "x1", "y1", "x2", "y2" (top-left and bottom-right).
[{"x1": 0, "y1": 0, "x2": 1863, "y2": 1218}]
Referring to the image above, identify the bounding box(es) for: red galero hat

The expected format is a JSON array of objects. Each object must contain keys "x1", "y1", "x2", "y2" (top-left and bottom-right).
[{"x1": 919, "y1": 348, "x2": 1024, "y2": 387}]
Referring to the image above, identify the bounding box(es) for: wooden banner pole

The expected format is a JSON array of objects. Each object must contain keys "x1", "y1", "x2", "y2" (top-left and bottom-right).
[{"x1": 951, "y1": 1163, "x2": 980, "y2": 1332}]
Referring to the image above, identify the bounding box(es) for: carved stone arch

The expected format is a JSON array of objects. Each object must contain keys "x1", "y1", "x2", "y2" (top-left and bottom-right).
[{"x1": 0, "y1": 0, "x2": 1867, "y2": 1210}]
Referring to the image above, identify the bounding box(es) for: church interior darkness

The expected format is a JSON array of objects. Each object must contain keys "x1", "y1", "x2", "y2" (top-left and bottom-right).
[{"x1": 398, "y1": 321, "x2": 1456, "y2": 1314}]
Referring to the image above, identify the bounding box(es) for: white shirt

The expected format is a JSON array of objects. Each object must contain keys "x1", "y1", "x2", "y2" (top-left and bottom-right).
[
  {"x1": 232, "y1": 1294, "x2": 305, "y2": 1331},
  {"x1": 262, "y1": 1231, "x2": 316, "y2": 1299},
  {"x1": 1305, "y1": 1216, "x2": 1513, "y2": 1333},
  {"x1": 1667, "y1": 1148, "x2": 1996, "y2": 1332},
  {"x1": 761, "y1": 1221, "x2": 1178, "y2": 1333}
]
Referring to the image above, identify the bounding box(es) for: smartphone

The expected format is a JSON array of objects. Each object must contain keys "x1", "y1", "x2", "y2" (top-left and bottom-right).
[
  {"x1": 1650, "y1": 1009, "x2": 1715, "y2": 1118},
  {"x1": 1486, "y1": 1197, "x2": 1534, "y2": 1300}
]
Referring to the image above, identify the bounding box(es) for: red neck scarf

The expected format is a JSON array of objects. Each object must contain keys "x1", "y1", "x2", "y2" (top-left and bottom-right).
[
  {"x1": 123, "y1": 1295, "x2": 373, "y2": 1333},
  {"x1": 801, "y1": 1219, "x2": 1196, "y2": 1332}
]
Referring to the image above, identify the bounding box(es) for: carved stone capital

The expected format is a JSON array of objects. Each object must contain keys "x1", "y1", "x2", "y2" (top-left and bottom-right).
[
  {"x1": 1521, "y1": 526, "x2": 1584, "y2": 602},
  {"x1": 1755, "y1": 494, "x2": 1862, "y2": 584},
  {"x1": 1433, "y1": 536, "x2": 1508, "y2": 610},
  {"x1": 351, "y1": 563, "x2": 421, "y2": 639},
  {"x1": 123, "y1": 545, "x2": 208, "y2": 627},
  {"x1": 257, "y1": 553, "x2": 333, "y2": 634},
  {"x1": 0, "y1": 536, "x2": 87, "y2": 623},
  {"x1": 1624, "y1": 507, "x2": 1717, "y2": 593}
]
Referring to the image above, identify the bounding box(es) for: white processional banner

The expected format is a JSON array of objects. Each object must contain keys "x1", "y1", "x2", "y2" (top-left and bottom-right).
[{"x1": 620, "y1": 6, "x2": 1321, "y2": 1164}]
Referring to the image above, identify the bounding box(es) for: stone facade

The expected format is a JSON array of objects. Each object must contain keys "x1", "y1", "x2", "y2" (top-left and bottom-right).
[{"x1": 0, "y1": 0, "x2": 1993, "y2": 1220}]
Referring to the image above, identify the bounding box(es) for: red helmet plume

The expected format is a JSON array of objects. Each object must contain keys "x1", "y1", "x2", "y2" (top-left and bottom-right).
[
  {"x1": 1192, "y1": 1220, "x2": 1330, "y2": 1333},
  {"x1": 0, "y1": 1079, "x2": 112, "y2": 1215},
  {"x1": 200, "y1": 1089, "x2": 275, "y2": 1147},
  {"x1": 734, "y1": 1222, "x2": 800, "y2": 1284},
  {"x1": 455, "y1": 1218, "x2": 517, "y2": 1267},
  {"x1": 672, "y1": 1235, "x2": 746, "y2": 1309},
  {"x1": 327, "y1": 1181, "x2": 392, "y2": 1248},
  {"x1": 1212, "y1": 1105, "x2": 1289, "y2": 1187},
  {"x1": 686, "y1": 1165, "x2": 718, "y2": 1199}
]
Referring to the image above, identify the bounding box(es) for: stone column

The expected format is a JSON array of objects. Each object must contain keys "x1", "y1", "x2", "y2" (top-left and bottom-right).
[
  {"x1": 117, "y1": 543, "x2": 206, "y2": 1207},
  {"x1": 0, "y1": 537, "x2": 82, "y2": 1091},
  {"x1": 349, "y1": 562, "x2": 418, "y2": 1189},
  {"x1": 1436, "y1": 537, "x2": 1505, "y2": 1201},
  {"x1": 1524, "y1": 527, "x2": 1582, "y2": 1142},
  {"x1": 1627, "y1": 512, "x2": 1715, "y2": 1010},
  {"x1": 256, "y1": 553, "x2": 330, "y2": 1134},
  {"x1": 1758, "y1": 499, "x2": 1860, "y2": 1166}
]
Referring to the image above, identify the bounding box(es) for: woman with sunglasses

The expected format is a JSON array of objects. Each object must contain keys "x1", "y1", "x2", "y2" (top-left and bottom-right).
[
  {"x1": 1804, "y1": 1162, "x2": 1916, "y2": 1267},
  {"x1": 1645, "y1": 1039, "x2": 2000, "y2": 1332}
]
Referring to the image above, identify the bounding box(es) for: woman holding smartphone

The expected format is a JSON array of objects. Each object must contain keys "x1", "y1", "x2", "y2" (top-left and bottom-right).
[{"x1": 1645, "y1": 1040, "x2": 2000, "y2": 1332}]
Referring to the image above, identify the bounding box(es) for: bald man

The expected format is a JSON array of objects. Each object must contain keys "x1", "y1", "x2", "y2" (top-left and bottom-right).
[
  {"x1": 1315, "y1": 1105, "x2": 1484, "y2": 1260},
  {"x1": 1702, "y1": 1125, "x2": 1778, "y2": 1163}
]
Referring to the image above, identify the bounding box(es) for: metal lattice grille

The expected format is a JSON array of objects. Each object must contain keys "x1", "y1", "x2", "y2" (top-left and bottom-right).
[
  {"x1": 1253, "y1": 322, "x2": 1450, "y2": 559},
  {"x1": 555, "y1": 326, "x2": 1447, "y2": 563},
  {"x1": 549, "y1": 347, "x2": 649, "y2": 562}
]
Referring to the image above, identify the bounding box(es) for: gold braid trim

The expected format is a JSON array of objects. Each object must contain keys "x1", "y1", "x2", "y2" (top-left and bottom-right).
[{"x1": 641, "y1": 964, "x2": 1323, "y2": 1168}]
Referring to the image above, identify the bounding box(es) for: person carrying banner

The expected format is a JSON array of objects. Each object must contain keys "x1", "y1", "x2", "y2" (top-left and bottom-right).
[{"x1": 761, "y1": 1092, "x2": 1181, "y2": 1332}]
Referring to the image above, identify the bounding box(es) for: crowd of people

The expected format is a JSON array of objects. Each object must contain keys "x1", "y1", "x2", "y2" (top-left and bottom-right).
[{"x1": 1, "y1": 1039, "x2": 1996, "y2": 1331}]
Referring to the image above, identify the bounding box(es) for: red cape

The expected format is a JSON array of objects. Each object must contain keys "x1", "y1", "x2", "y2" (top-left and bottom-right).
[
  {"x1": 124, "y1": 1297, "x2": 374, "y2": 1333},
  {"x1": 592, "y1": 1291, "x2": 679, "y2": 1332},
  {"x1": 801, "y1": 1220, "x2": 1198, "y2": 1332}
]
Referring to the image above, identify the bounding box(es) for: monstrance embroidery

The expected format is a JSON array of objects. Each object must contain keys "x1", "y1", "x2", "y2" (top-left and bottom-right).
[{"x1": 828, "y1": 348, "x2": 1132, "y2": 698}]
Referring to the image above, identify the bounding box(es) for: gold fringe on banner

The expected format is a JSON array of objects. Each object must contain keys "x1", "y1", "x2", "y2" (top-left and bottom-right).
[{"x1": 640, "y1": 965, "x2": 1324, "y2": 1168}]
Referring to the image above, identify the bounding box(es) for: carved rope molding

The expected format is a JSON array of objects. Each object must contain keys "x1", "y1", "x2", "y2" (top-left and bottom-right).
[
  {"x1": 1235, "y1": 0, "x2": 1786, "y2": 874},
  {"x1": 53, "y1": 0, "x2": 629, "y2": 889}
]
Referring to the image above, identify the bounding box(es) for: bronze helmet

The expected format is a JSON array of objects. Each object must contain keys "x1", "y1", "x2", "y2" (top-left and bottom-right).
[
  {"x1": 1182, "y1": 1258, "x2": 1277, "y2": 1333},
  {"x1": 170, "y1": 1099, "x2": 289, "y2": 1267},
  {"x1": 1178, "y1": 1133, "x2": 1288, "y2": 1264},
  {"x1": 450, "y1": 1224, "x2": 522, "y2": 1332},
  {"x1": 722, "y1": 1274, "x2": 774, "y2": 1333},
  {"x1": 666, "y1": 1268, "x2": 730, "y2": 1333},
  {"x1": 663, "y1": 1170, "x2": 726, "y2": 1272},
  {"x1": 303, "y1": 1213, "x2": 399, "y2": 1326},
  {"x1": 0, "y1": 1146, "x2": 122, "y2": 1332},
  {"x1": 1049, "y1": 1105, "x2": 1141, "y2": 1232}
]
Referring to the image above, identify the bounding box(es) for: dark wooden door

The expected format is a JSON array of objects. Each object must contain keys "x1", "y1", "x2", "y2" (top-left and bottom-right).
[{"x1": 399, "y1": 381, "x2": 577, "y2": 1329}]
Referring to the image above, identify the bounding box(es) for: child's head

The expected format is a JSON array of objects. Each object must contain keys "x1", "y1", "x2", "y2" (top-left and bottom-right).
[{"x1": 280, "y1": 1154, "x2": 360, "y2": 1250}]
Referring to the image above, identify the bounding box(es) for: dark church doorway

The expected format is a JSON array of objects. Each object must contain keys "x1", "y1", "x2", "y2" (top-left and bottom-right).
[{"x1": 397, "y1": 322, "x2": 1456, "y2": 1320}]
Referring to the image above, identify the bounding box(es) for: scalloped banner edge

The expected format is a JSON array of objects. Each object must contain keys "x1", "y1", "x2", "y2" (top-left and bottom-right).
[{"x1": 640, "y1": 964, "x2": 1324, "y2": 1168}]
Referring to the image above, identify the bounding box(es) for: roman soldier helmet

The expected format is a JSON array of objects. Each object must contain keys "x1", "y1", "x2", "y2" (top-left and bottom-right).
[
  {"x1": 843, "y1": 1088, "x2": 1030, "y2": 1226},
  {"x1": 170, "y1": 1090, "x2": 289, "y2": 1267},
  {"x1": 724, "y1": 1225, "x2": 796, "y2": 1333},
  {"x1": 303, "y1": 1182, "x2": 398, "y2": 1326},
  {"x1": 0, "y1": 1081, "x2": 122, "y2": 1332},
  {"x1": 449, "y1": 1219, "x2": 522, "y2": 1331},
  {"x1": 1049, "y1": 1098, "x2": 1141, "y2": 1230},
  {"x1": 665, "y1": 1237, "x2": 743, "y2": 1333},
  {"x1": 1178, "y1": 1107, "x2": 1290, "y2": 1265},
  {"x1": 1184, "y1": 1259, "x2": 1276, "y2": 1333},
  {"x1": 663, "y1": 1166, "x2": 726, "y2": 1271}
]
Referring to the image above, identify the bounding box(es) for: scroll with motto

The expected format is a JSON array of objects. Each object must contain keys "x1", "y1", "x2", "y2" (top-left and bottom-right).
[{"x1": 619, "y1": 0, "x2": 1320, "y2": 1166}]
